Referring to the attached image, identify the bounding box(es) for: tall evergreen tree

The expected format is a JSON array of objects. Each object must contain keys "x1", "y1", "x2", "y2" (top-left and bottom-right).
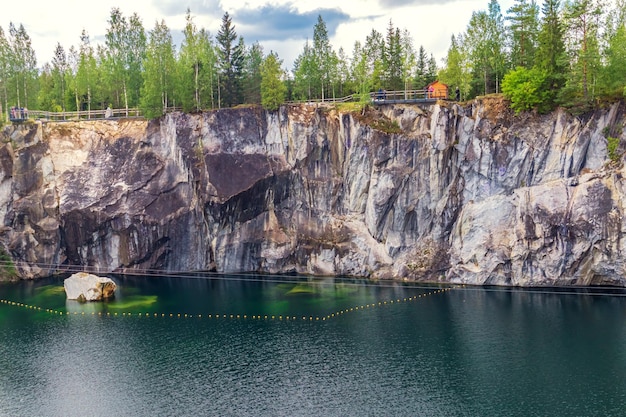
[
  {"x1": 506, "y1": 0, "x2": 540, "y2": 68},
  {"x1": 50, "y1": 43, "x2": 67, "y2": 111},
  {"x1": 535, "y1": 0, "x2": 566, "y2": 106},
  {"x1": 242, "y1": 42, "x2": 263, "y2": 104},
  {"x1": 560, "y1": 0, "x2": 602, "y2": 105},
  {"x1": 216, "y1": 12, "x2": 244, "y2": 108},
  {"x1": 415, "y1": 45, "x2": 429, "y2": 88},
  {"x1": 384, "y1": 20, "x2": 403, "y2": 90},
  {"x1": 363, "y1": 29, "x2": 385, "y2": 90}
]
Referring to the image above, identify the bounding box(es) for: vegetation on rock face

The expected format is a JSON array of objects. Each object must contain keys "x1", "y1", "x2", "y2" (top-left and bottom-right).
[{"x1": 0, "y1": 247, "x2": 17, "y2": 280}]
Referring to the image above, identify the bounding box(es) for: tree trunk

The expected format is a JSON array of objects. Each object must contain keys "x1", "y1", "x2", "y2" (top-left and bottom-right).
[
  {"x1": 195, "y1": 62, "x2": 200, "y2": 111},
  {"x1": 123, "y1": 81, "x2": 128, "y2": 116}
]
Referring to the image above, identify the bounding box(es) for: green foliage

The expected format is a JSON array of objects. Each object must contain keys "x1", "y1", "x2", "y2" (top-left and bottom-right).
[
  {"x1": 217, "y1": 12, "x2": 244, "y2": 108},
  {"x1": 439, "y1": 34, "x2": 471, "y2": 100},
  {"x1": 0, "y1": 247, "x2": 17, "y2": 280},
  {"x1": 260, "y1": 52, "x2": 286, "y2": 111},
  {"x1": 559, "y1": 0, "x2": 602, "y2": 105},
  {"x1": 4, "y1": 0, "x2": 626, "y2": 116},
  {"x1": 243, "y1": 42, "x2": 264, "y2": 105},
  {"x1": 102, "y1": 8, "x2": 146, "y2": 110},
  {"x1": 502, "y1": 66, "x2": 550, "y2": 113},
  {"x1": 141, "y1": 20, "x2": 176, "y2": 119},
  {"x1": 607, "y1": 136, "x2": 620, "y2": 163},
  {"x1": 506, "y1": 0, "x2": 540, "y2": 68}
]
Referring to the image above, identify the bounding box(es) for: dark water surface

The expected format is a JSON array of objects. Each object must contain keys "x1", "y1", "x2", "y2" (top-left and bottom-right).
[{"x1": 1, "y1": 274, "x2": 626, "y2": 417}]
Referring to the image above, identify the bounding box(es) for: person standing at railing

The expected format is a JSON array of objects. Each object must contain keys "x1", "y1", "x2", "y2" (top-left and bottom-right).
[{"x1": 105, "y1": 106, "x2": 113, "y2": 119}]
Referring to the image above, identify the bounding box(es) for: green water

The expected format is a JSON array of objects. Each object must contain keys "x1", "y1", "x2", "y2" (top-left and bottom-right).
[{"x1": 1, "y1": 274, "x2": 626, "y2": 416}]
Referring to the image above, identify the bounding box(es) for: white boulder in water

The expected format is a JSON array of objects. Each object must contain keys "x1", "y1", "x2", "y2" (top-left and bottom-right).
[{"x1": 64, "y1": 272, "x2": 117, "y2": 302}]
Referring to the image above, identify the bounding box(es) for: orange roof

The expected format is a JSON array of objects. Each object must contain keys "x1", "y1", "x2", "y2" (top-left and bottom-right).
[{"x1": 426, "y1": 80, "x2": 448, "y2": 88}]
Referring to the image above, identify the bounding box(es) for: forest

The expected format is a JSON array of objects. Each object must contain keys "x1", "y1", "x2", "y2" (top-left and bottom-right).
[{"x1": 0, "y1": 0, "x2": 624, "y2": 121}]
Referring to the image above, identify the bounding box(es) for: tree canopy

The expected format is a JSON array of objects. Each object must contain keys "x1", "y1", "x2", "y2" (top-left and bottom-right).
[{"x1": 1, "y1": 1, "x2": 625, "y2": 122}]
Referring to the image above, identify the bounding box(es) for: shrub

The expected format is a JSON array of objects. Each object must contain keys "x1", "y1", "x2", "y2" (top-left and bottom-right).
[
  {"x1": 502, "y1": 67, "x2": 550, "y2": 114},
  {"x1": 607, "y1": 136, "x2": 621, "y2": 163}
]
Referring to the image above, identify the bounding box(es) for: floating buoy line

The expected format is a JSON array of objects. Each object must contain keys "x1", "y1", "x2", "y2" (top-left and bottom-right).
[
  {"x1": 0, "y1": 288, "x2": 456, "y2": 321},
  {"x1": 2, "y1": 261, "x2": 626, "y2": 321}
]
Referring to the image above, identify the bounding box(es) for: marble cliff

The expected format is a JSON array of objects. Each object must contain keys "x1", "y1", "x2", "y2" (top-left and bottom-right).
[{"x1": 1, "y1": 96, "x2": 625, "y2": 286}]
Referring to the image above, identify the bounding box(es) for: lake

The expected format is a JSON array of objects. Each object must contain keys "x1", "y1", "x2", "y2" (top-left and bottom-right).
[{"x1": 1, "y1": 274, "x2": 626, "y2": 416}]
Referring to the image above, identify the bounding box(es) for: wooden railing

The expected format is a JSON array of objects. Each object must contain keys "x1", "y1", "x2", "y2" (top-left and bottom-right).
[
  {"x1": 23, "y1": 108, "x2": 143, "y2": 122},
  {"x1": 286, "y1": 89, "x2": 447, "y2": 105},
  {"x1": 5, "y1": 89, "x2": 449, "y2": 123}
]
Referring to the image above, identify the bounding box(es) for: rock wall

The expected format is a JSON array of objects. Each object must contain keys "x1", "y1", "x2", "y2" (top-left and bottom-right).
[{"x1": 1, "y1": 96, "x2": 625, "y2": 286}]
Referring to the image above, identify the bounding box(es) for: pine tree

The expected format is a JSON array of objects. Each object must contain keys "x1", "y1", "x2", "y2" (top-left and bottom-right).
[
  {"x1": 415, "y1": 45, "x2": 429, "y2": 88},
  {"x1": 363, "y1": 29, "x2": 385, "y2": 90},
  {"x1": 383, "y1": 20, "x2": 403, "y2": 91},
  {"x1": 51, "y1": 43, "x2": 67, "y2": 111},
  {"x1": 216, "y1": 12, "x2": 244, "y2": 108},
  {"x1": 506, "y1": 0, "x2": 540, "y2": 68},
  {"x1": 560, "y1": 0, "x2": 602, "y2": 106},
  {"x1": 242, "y1": 42, "x2": 263, "y2": 105},
  {"x1": 535, "y1": 0, "x2": 566, "y2": 107}
]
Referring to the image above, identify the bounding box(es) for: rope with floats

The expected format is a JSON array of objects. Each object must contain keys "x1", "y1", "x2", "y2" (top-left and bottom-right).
[{"x1": 0, "y1": 288, "x2": 456, "y2": 321}]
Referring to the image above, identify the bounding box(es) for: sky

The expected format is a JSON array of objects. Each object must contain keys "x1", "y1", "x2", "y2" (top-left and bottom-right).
[{"x1": 2, "y1": 0, "x2": 516, "y2": 72}]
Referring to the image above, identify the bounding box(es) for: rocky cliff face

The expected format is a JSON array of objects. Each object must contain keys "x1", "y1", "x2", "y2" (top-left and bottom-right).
[{"x1": 1, "y1": 96, "x2": 625, "y2": 286}]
